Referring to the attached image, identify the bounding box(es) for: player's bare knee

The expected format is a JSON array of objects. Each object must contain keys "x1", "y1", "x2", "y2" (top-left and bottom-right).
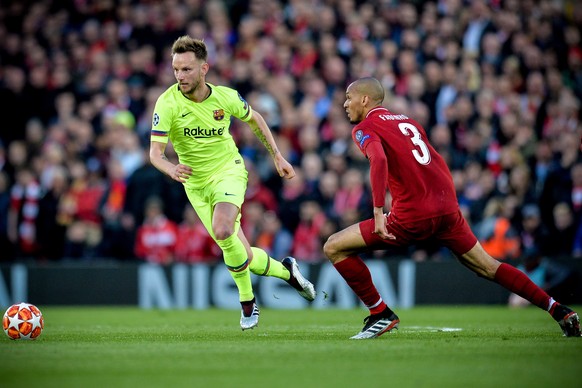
[
  {"x1": 484, "y1": 263, "x2": 500, "y2": 280},
  {"x1": 472, "y1": 260, "x2": 499, "y2": 280},
  {"x1": 474, "y1": 267, "x2": 491, "y2": 279},
  {"x1": 323, "y1": 234, "x2": 340, "y2": 263},
  {"x1": 213, "y1": 226, "x2": 234, "y2": 241}
]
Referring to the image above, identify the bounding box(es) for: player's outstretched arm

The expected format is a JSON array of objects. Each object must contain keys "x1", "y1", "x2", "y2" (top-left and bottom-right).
[
  {"x1": 149, "y1": 140, "x2": 193, "y2": 183},
  {"x1": 247, "y1": 110, "x2": 295, "y2": 179}
]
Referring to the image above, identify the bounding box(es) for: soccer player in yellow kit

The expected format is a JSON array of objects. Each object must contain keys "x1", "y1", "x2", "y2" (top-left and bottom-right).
[{"x1": 150, "y1": 36, "x2": 316, "y2": 330}]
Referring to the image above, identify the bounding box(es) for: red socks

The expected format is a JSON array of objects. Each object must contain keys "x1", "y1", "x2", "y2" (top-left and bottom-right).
[
  {"x1": 494, "y1": 263, "x2": 554, "y2": 311},
  {"x1": 334, "y1": 256, "x2": 387, "y2": 314},
  {"x1": 335, "y1": 259, "x2": 556, "y2": 315}
]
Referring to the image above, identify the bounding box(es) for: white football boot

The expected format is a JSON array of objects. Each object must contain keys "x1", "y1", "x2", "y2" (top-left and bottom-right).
[
  {"x1": 240, "y1": 300, "x2": 260, "y2": 330},
  {"x1": 281, "y1": 256, "x2": 316, "y2": 301}
]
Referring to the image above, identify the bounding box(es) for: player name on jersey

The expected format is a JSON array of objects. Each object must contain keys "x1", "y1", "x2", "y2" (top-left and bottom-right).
[{"x1": 378, "y1": 114, "x2": 409, "y2": 121}]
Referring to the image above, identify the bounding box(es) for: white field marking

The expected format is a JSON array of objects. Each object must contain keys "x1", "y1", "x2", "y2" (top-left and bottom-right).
[{"x1": 405, "y1": 326, "x2": 463, "y2": 332}]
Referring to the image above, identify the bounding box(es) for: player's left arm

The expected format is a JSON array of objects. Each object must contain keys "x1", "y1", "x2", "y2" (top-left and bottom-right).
[{"x1": 246, "y1": 110, "x2": 295, "y2": 179}]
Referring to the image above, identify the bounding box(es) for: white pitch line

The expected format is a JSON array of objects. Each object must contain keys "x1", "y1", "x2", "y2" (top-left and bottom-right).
[{"x1": 404, "y1": 326, "x2": 463, "y2": 332}]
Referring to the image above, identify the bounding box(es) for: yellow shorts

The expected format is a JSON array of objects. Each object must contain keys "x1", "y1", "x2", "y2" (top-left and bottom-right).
[{"x1": 184, "y1": 164, "x2": 248, "y2": 240}]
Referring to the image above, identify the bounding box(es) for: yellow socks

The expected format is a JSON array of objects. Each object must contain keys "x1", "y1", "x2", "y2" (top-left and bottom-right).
[
  {"x1": 249, "y1": 247, "x2": 290, "y2": 281},
  {"x1": 216, "y1": 234, "x2": 253, "y2": 302},
  {"x1": 216, "y1": 234, "x2": 291, "y2": 302}
]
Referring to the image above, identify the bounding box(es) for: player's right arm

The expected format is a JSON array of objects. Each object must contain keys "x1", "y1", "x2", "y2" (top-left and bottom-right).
[
  {"x1": 149, "y1": 91, "x2": 193, "y2": 183},
  {"x1": 355, "y1": 128, "x2": 395, "y2": 240},
  {"x1": 149, "y1": 140, "x2": 192, "y2": 183}
]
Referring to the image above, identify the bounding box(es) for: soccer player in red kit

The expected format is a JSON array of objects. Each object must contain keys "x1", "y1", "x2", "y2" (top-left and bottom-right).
[{"x1": 323, "y1": 77, "x2": 581, "y2": 339}]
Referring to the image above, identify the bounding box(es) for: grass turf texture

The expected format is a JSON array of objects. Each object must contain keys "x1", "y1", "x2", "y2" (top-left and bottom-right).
[{"x1": 1, "y1": 306, "x2": 580, "y2": 387}]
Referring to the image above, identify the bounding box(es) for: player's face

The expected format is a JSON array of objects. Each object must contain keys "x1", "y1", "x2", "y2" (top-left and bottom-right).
[
  {"x1": 172, "y1": 52, "x2": 208, "y2": 95},
  {"x1": 344, "y1": 84, "x2": 364, "y2": 124}
]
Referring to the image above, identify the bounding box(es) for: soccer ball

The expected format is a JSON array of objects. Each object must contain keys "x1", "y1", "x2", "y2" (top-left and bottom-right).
[{"x1": 3, "y1": 302, "x2": 44, "y2": 340}]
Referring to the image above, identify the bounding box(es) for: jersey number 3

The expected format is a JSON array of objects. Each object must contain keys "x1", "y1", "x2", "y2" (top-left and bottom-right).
[{"x1": 398, "y1": 122, "x2": 431, "y2": 165}]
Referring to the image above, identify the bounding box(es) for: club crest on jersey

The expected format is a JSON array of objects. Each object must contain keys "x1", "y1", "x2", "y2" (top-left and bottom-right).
[
  {"x1": 213, "y1": 109, "x2": 225, "y2": 121},
  {"x1": 153, "y1": 113, "x2": 160, "y2": 126},
  {"x1": 355, "y1": 130, "x2": 369, "y2": 148}
]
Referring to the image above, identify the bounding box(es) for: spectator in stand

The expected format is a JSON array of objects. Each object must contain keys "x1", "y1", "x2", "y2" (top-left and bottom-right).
[
  {"x1": 520, "y1": 72, "x2": 546, "y2": 122},
  {"x1": 420, "y1": 61, "x2": 442, "y2": 128},
  {"x1": 333, "y1": 168, "x2": 372, "y2": 228},
  {"x1": 435, "y1": 61, "x2": 465, "y2": 126},
  {"x1": 58, "y1": 160, "x2": 105, "y2": 259},
  {"x1": 278, "y1": 168, "x2": 310, "y2": 232},
  {"x1": 123, "y1": 149, "x2": 177, "y2": 227},
  {"x1": 134, "y1": 196, "x2": 178, "y2": 265},
  {"x1": 0, "y1": 171, "x2": 14, "y2": 261},
  {"x1": 35, "y1": 166, "x2": 69, "y2": 260},
  {"x1": 0, "y1": 66, "x2": 28, "y2": 147},
  {"x1": 4, "y1": 140, "x2": 29, "y2": 184},
  {"x1": 175, "y1": 205, "x2": 221, "y2": 264},
  {"x1": 292, "y1": 200, "x2": 327, "y2": 263},
  {"x1": 301, "y1": 152, "x2": 324, "y2": 198},
  {"x1": 240, "y1": 201, "x2": 265, "y2": 249},
  {"x1": 255, "y1": 210, "x2": 293, "y2": 260},
  {"x1": 569, "y1": 162, "x2": 582, "y2": 219},
  {"x1": 530, "y1": 139, "x2": 554, "y2": 199},
  {"x1": 36, "y1": 141, "x2": 66, "y2": 194},
  {"x1": 394, "y1": 49, "x2": 419, "y2": 97},
  {"x1": 98, "y1": 158, "x2": 134, "y2": 260},
  {"x1": 315, "y1": 170, "x2": 340, "y2": 222},
  {"x1": 519, "y1": 204, "x2": 550, "y2": 256},
  {"x1": 8, "y1": 167, "x2": 40, "y2": 257},
  {"x1": 507, "y1": 163, "x2": 537, "y2": 205},
  {"x1": 474, "y1": 196, "x2": 520, "y2": 261},
  {"x1": 573, "y1": 220, "x2": 582, "y2": 259},
  {"x1": 541, "y1": 132, "x2": 582, "y2": 227},
  {"x1": 243, "y1": 160, "x2": 278, "y2": 215},
  {"x1": 508, "y1": 247, "x2": 579, "y2": 308},
  {"x1": 462, "y1": 0, "x2": 495, "y2": 57},
  {"x1": 106, "y1": 116, "x2": 145, "y2": 179},
  {"x1": 548, "y1": 202, "x2": 577, "y2": 258}
]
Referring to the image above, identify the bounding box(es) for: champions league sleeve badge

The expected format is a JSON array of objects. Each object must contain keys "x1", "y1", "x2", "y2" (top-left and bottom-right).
[
  {"x1": 153, "y1": 113, "x2": 160, "y2": 127},
  {"x1": 355, "y1": 130, "x2": 369, "y2": 148},
  {"x1": 238, "y1": 92, "x2": 249, "y2": 110}
]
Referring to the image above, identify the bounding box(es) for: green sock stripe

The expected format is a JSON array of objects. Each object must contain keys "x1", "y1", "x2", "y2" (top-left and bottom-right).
[
  {"x1": 226, "y1": 259, "x2": 249, "y2": 273},
  {"x1": 261, "y1": 258, "x2": 271, "y2": 276}
]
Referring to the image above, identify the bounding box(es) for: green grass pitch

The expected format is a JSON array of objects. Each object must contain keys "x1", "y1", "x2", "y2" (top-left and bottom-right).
[{"x1": 1, "y1": 306, "x2": 581, "y2": 387}]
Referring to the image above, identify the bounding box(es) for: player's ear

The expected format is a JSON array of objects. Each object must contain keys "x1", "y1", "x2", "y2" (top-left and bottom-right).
[
  {"x1": 201, "y1": 62, "x2": 209, "y2": 76},
  {"x1": 362, "y1": 94, "x2": 369, "y2": 106}
]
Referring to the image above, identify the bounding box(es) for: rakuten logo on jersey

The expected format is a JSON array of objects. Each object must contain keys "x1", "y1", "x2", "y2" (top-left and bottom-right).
[{"x1": 184, "y1": 126, "x2": 225, "y2": 138}]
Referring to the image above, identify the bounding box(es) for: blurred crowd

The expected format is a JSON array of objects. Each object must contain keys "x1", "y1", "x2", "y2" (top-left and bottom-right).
[{"x1": 0, "y1": 0, "x2": 581, "y2": 265}]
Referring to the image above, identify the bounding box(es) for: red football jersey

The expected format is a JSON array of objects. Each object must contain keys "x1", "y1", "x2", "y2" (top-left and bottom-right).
[{"x1": 352, "y1": 107, "x2": 459, "y2": 222}]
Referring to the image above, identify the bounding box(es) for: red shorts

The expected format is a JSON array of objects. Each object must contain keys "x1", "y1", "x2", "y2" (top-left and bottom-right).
[{"x1": 359, "y1": 209, "x2": 477, "y2": 256}]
